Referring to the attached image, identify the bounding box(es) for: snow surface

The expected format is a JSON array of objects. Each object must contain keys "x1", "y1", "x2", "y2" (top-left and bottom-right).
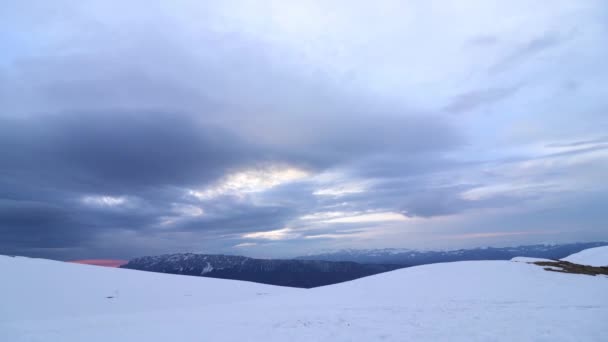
[
  {"x1": 1, "y1": 253, "x2": 607, "y2": 341},
  {"x1": 0, "y1": 255, "x2": 298, "y2": 322},
  {"x1": 562, "y1": 246, "x2": 608, "y2": 267}
]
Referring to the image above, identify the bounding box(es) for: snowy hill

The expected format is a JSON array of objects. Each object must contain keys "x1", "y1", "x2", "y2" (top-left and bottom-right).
[
  {"x1": 1, "y1": 249, "x2": 607, "y2": 341},
  {"x1": 0, "y1": 255, "x2": 298, "y2": 322},
  {"x1": 562, "y1": 246, "x2": 608, "y2": 267}
]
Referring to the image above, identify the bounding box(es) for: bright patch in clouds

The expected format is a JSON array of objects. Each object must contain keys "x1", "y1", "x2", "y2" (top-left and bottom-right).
[
  {"x1": 300, "y1": 211, "x2": 348, "y2": 221},
  {"x1": 460, "y1": 183, "x2": 555, "y2": 201},
  {"x1": 191, "y1": 166, "x2": 309, "y2": 200},
  {"x1": 323, "y1": 212, "x2": 409, "y2": 224},
  {"x1": 300, "y1": 211, "x2": 410, "y2": 224},
  {"x1": 233, "y1": 242, "x2": 258, "y2": 248},
  {"x1": 242, "y1": 228, "x2": 301, "y2": 241},
  {"x1": 304, "y1": 233, "x2": 353, "y2": 240},
  {"x1": 81, "y1": 195, "x2": 127, "y2": 207},
  {"x1": 171, "y1": 203, "x2": 204, "y2": 217},
  {"x1": 313, "y1": 183, "x2": 367, "y2": 197}
]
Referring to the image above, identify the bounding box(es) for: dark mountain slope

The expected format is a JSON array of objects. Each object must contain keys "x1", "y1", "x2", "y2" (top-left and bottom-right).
[{"x1": 121, "y1": 253, "x2": 402, "y2": 288}]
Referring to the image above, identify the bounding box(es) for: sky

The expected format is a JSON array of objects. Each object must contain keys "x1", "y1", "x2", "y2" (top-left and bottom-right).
[{"x1": 1, "y1": 0, "x2": 607, "y2": 261}]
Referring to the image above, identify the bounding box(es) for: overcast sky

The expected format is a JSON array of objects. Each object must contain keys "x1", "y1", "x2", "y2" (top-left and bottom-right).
[{"x1": 1, "y1": 1, "x2": 607, "y2": 260}]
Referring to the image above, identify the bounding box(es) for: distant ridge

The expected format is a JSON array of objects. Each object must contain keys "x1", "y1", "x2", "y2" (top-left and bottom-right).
[
  {"x1": 120, "y1": 242, "x2": 608, "y2": 288},
  {"x1": 121, "y1": 254, "x2": 401, "y2": 288},
  {"x1": 296, "y1": 242, "x2": 608, "y2": 265}
]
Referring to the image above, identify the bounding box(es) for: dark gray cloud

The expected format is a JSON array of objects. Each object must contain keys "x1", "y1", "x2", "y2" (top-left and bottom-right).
[
  {"x1": 0, "y1": 112, "x2": 256, "y2": 193},
  {"x1": 0, "y1": 199, "x2": 86, "y2": 253},
  {"x1": 0, "y1": 110, "x2": 461, "y2": 259}
]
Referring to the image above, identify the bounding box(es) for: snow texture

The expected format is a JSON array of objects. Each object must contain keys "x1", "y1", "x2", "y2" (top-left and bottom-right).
[
  {"x1": 1, "y1": 251, "x2": 607, "y2": 341},
  {"x1": 510, "y1": 257, "x2": 554, "y2": 263}
]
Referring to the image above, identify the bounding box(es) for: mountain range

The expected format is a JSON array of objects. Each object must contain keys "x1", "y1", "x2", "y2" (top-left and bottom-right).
[
  {"x1": 120, "y1": 242, "x2": 607, "y2": 288},
  {"x1": 296, "y1": 242, "x2": 608, "y2": 265},
  {"x1": 121, "y1": 254, "x2": 401, "y2": 288}
]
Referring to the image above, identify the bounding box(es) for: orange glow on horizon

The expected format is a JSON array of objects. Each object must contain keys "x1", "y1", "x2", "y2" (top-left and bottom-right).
[{"x1": 69, "y1": 259, "x2": 127, "y2": 268}]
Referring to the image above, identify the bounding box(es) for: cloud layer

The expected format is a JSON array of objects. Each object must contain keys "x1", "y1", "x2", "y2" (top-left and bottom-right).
[{"x1": 1, "y1": 0, "x2": 607, "y2": 259}]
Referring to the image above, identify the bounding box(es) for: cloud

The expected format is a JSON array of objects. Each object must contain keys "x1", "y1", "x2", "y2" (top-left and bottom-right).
[
  {"x1": 233, "y1": 242, "x2": 257, "y2": 248},
  {"x1": 444, "y1": 85, "x2": 522, "y2": 113},
  {"x1": 460, "y1": 183, "x2": 557, "y2": 201},
  {"x1": 242, "y1": 228, "x2": 301, "y2": 241},
  {"x1": 467, "y1": 35, "x2": 500, "y2": 47},
  {"x1": 1, "y1": 1, "x2": 607, "y2": 259},
  {"x1": 190, "y1": 166, "x2": 310, "y2": 200},
  {"x1": 545, "y1": 137, "x2": 608, "y2": 149},
  {"x1": 322, "y1": 212, "x2": 409, "y2": 224},
  {"x1": 304, "y1": 233, "x2": 358, "y2": 240},
  {"x1": 0, "y1": 111, "x2": 257, "y2": 193},
  {"x1": 82, "y1": 195, "x2": 128, "y2": 207},
  {"x1": 444, "y1": 231, "x2": 556, "y2": 240},
  {"x1": 489, "y1": 34, "x2": 564, "y2": 73}
]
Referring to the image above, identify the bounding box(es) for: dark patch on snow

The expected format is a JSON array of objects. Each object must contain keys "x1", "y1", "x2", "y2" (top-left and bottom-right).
[{"x1": 533, "y1": 260, "x2": 608, "y2": 276}]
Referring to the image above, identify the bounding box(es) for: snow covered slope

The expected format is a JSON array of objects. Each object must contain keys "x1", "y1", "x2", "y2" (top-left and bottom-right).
[
  {"x1": 562, "y1": 246, "x2": 608, "y2": 267},
  {"x1": 0, "y1": 255, "x2": 298, "y2": 322},
  {"x1": 1, "y1": 251, "x2": 607, "y2": 341}
]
